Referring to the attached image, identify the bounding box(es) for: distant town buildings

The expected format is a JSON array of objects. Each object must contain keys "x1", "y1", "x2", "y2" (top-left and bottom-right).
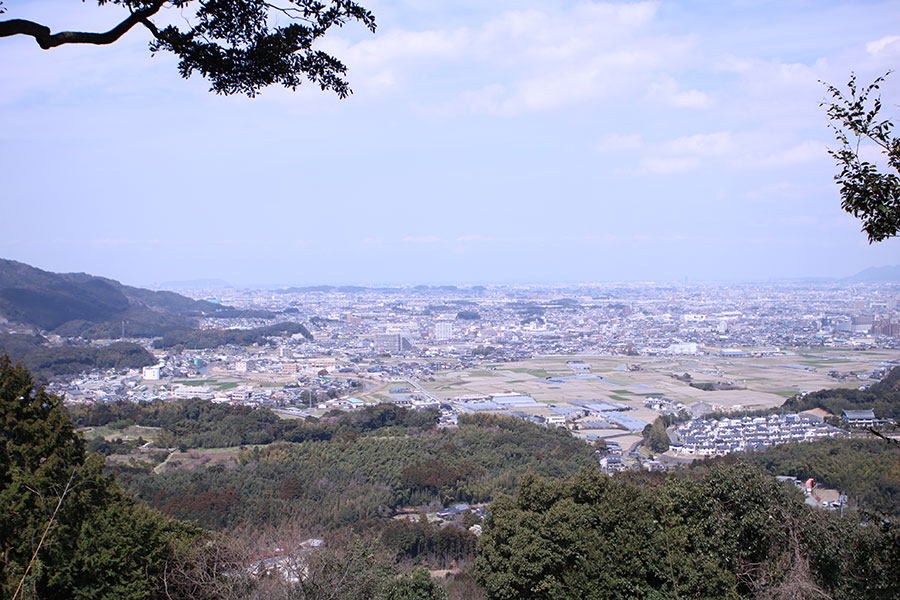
[{"x1": 434, "y1": 322, "x2": 454, "y2": 341}]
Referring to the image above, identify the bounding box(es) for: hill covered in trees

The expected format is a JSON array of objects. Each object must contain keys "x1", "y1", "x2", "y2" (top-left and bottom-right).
[
  {"x1": 782, "y1": 365, "x2": 900, "y2": 419},
  {"x1": 85, "y1": 402, "x2": 597, "y2": 530},
  {"x1": 715, "y1": 437, "x2": 900, "y2": 517},
  {"x1": 0, "y1": 333, "x2": 155, "y2": 379},
  {"x1": 0, "y1": 258, "x2": 284, "y2": 338},
  {"x1": 1, "y1": 359, "x2": 467, "y2": 599},
  {"x1": 474, "y1": 465, "x2": 900, "y2": 599},
  {"x1": 152, "y1": 321, "x2": 313, "y2": 349}
]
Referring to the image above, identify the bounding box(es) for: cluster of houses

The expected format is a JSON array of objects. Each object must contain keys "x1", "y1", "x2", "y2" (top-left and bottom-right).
[{"x1": 670, "y1": 413, "x2": 848, "y2": 457}]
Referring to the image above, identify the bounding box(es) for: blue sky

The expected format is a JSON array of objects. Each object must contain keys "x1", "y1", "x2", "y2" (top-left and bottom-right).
[{"x1": 2, "y1": 0, "x2": 899, "y2": 286}]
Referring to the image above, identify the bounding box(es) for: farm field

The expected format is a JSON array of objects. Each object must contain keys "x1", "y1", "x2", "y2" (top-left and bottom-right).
[
  {"x1": 418, "y1": 349, "x2": 900, "y2": 448},
  {"x1": 423, "y1": 350, "x2": 900, "y2": 407}
]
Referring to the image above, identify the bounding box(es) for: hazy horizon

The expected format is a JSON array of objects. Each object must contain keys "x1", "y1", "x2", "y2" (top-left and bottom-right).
[{"x1": 4, "y1": 255, "x2": 894, "y2": 291}]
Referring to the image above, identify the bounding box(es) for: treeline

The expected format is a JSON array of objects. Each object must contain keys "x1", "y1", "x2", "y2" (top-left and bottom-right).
[
  {"x1": 475, "y1": 464, "x2": 900, "y2": 599},
  {"x1": 68, "y1": 400, "x2": 439, "y2": 450},
  {"x1": 783, "y1": 365, "x2": 900, "y2": 418},
  {"x1": 713, "y1": 437, "x2": 900, "y2": 517},
  {"x1": 152, "y1": 321, "x2": 313, "y2": 349},
  {"x1": 111, "y1": 413, "x2": 597, "y2": 530},
  {"x1": 0, "y1": 335, "x2": 155, "y2": 379},
  {"x1": 642, "y1": 410, "x2": 692, "y2": 453},
  {"x1": 54, "y1": 308, "x2": 195, "y2": 339},
  {"x1": 369, "y1": 515, "x2": 479, "y2": 567},
  {"x1": 689, "y1": 381, "x2": 745, "y2": 391}
]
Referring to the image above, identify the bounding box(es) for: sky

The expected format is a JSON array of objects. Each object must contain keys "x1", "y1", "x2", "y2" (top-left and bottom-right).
[{"x1": 2, "y1": 0, "x2": 900, "y2": 287}]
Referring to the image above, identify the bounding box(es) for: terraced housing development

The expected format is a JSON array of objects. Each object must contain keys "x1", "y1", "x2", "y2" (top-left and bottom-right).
[{"x1": 670, "y1": 413, "x2": 848, "y2": 457}]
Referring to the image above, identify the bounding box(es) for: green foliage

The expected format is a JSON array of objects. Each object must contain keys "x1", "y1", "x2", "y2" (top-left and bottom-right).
[
  {"x1": 822, "y1": 72, "x2": 900, "y2": 242},
  {"x1": 371, "y1": 517, "x2": 477, "y2": 567},
  {"x1": 152, "y1": 321, "x2": 313, "y2": 349},
  {"x1": 86, "y1": 435, "x2": 146, "y2": 456},
  {"x1": 111, "y1": 413, "x2": 596, "y2": 531},
  {"x1": 642, "y1": 411, "x2": 691, "y2": 454},
  {"x1": 717, "y1": 437, "x2": 900, "y2": 517},
  {"x1": 642, "y1": 416, "x2": 671, "y2": 453},
  {"x1": 380, "y1": 567, "x2": 448, "y2": 600},
  {"x1": 689, "y1": 381, "x2": 744, "y2": 391},
  {"x1": 474, "y1": 463, "x2": 900, "y2": 599},
  {"x1": 0, "y1": 338, "x2": 155, "y2": 379},
  {"x1": 0, "y1": 357, "x2": 197, "y2": 599},
  {"x1": 68, "y1": 399, "x2": 438, "y2": 449},
  {"x1": 782, "y1": 365, "x2": 900, "y2": 419}
]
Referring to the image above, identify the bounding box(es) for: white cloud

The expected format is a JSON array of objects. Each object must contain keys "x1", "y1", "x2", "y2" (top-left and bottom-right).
[
  {"x1": 633, "y1": 130, "x2": 825, "y2": 174},
  {"x1": 661, "y1": 132, "x2": 735, "y2": 156},
  {"x1": 328, "y1": 1, "x2": 701, "y2": 115},
  {"x1": 866, "y1": 35, "x2": 900, "y2": 56},
  {"x1": 646, "y1": 77, "x2": 712, "y2": 109}
]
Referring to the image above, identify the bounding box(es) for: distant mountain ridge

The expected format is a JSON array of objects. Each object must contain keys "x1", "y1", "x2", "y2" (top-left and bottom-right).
[
  {"x1": 0, "y1": 259, "x2": 232, "y2": 338},
  {"x1": 844, "y1": 265, "x2": 900, "y2": 282}
]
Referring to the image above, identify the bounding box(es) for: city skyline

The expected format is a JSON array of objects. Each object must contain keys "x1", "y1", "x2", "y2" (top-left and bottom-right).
[{"x1": 3, "y1": 0, "x2": 900, "y2": 286}]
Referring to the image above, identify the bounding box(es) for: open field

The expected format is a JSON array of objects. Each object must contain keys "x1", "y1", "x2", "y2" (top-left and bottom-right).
[
  {"x1": 424, "y1": 351, "x2": 900, "y2": 408},
  {"x1": 151, "y1": 445, "x2": 262, "y2": 473},
  {"x1": 419, "y1": 350, "x2": 900, "y2": 448},
  {"x1": 77, "y1": 425, "x2": 162, "y2": 441}
]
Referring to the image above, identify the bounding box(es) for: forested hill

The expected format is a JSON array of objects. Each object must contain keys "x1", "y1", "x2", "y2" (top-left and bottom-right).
[
  {"x1": 0, "y1": 334, "x2": 155, "y2": 379},
  {"x1": 0, "y1": 258, "x2": 230, "y2": 337},
  {"x1": 782, "y1": 365, "x2": 900, "y2": 419}
]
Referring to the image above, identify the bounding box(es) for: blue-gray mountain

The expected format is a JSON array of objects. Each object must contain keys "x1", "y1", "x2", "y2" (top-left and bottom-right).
[{"x1": 0, "y1": 258, "x2": 233, "y2": 337}]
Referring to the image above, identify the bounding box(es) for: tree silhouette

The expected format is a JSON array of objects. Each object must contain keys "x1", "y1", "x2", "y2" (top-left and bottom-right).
[{"x1": 0, "y1": 0, "x2": 375, "y2": 97}]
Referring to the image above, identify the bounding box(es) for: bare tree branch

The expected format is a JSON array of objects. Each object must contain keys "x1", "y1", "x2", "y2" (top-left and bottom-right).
[{"x1": 0, "y1": 1, "x2": 165, "y2": 49}]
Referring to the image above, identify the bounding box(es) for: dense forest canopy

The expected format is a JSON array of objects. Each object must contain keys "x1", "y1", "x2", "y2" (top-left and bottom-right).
[
  {"x1": 104, "y1": 409, "x2": 597, "y2": 529},
  {"x1": 475, "y1": 465, "x2": 900, "y2": 599},
  {"x1": 152, "y1": 321, "x2": 313, "y2": 349}
]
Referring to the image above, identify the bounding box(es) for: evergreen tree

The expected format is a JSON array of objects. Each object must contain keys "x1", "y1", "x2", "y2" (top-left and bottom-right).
[{"x1": 0, "y1": 356, "x2": 196, "y2": 599}]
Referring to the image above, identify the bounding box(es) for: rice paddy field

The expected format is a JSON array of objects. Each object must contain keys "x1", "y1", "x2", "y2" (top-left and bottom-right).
[{"x1": 418, "y1": 349, "x2": 900, "y2": 448}]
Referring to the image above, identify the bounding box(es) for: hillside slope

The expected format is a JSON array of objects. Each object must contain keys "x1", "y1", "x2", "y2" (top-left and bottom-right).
[{"x1": 0, "y1": 258, "x2": 228, "y2": 337}]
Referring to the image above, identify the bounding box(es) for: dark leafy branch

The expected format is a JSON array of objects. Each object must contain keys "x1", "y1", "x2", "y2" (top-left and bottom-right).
[
  {"x1": 0, "y1": 0, "x2": 376, "y2": 97},
  {"x1": 821, "y1": 72, "x2": 900, "y2": 242}
]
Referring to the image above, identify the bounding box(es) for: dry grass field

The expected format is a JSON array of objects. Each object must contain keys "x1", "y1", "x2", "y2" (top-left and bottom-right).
[
  {"x1": 425, "y1": 351, "x2": 900, "y2": 408},
  {"x1": 418, "y1": 350, "x2": 900, "y2": 449}
]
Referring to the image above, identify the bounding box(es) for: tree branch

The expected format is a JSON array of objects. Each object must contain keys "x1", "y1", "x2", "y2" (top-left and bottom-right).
[{"x1": 0, "y1": 1, "x2": 165, "y2": 49}]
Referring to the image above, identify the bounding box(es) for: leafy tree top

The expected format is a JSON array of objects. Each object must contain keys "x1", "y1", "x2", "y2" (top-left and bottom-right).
[
  {"x1": 822, "y1": 72, "x2": 900, "y2": 242},
  {"x1": 0, "y1": 0, "x2": 376, "y2": 97}
]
